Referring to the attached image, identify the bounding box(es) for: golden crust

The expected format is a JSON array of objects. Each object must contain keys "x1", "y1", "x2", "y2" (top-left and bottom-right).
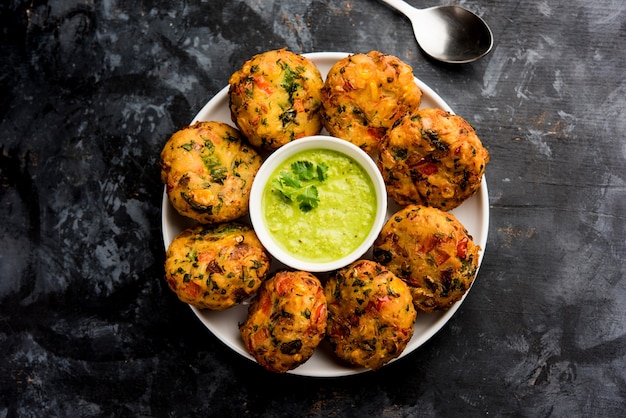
[
  {"x1": 164, "y1": 223, "x2": 271, "y2": 310},
  {"x1": 160, "y1": 121, "x2": 262, "y2": 224},
  {"x1": 324, "y1": 259, "x2": 416, "y2": 370},
  {"x1": 373, "y1": 205, "x2": 480, "y2": 313},
  {"x1": 239, "y1": 270, "x2": 327, "y2": 373},
  {"x1": 321, "y1": 51, "x2": 422, "y2": 157},
  {"x1": 378, "y1": 108, "x2": 489, "y2": 210},
  {"x1": 228, "y1": 48, "x2": 324, "y2": 150}
]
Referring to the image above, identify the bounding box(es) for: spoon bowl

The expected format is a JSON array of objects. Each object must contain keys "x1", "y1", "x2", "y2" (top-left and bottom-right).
[{"x1": 380, "y1": 0, "x2": 493, "y2": 64}]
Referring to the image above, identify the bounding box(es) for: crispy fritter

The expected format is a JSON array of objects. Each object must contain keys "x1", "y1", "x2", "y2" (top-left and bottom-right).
[
  {"x1": 373, "y1": 205, "x2": 480, "y2": 313},
  {"x1": 324, "y1": 260, "x2": 416, "y2": 370},
  {"x1": 240, "y1": 270, "x2": 327, "y2": 373},
  {"x1": 321, "y1": 51, "x2": 422, "y2": 156},
  {"x1": 160, "y1": 121, "x2": 262, "y2": 223},
  {"x1": 164, "y1": 223, "x2": 271, "y2": 310},
  {"x1": 228, "y1": 48, "x2": 324, "y2": 150},
  {"x1": 378, "y1": 108, "x2": 489, "y2": 210}
]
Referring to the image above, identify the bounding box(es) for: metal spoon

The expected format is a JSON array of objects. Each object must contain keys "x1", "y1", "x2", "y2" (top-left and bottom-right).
[{"x1": 380, "y1": 0, "x2": 494, "y2": 63}]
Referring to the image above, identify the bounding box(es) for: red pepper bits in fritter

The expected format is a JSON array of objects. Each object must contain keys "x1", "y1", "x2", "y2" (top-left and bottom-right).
[
  {"x1": 160, "y1": 121, "x2": 262, "y2": 224},
  {"x1": 321, "y1": 51, "x2": 422, "y2": 157},
  {"x1": 373, "y1": 205, "x2": 480, "y2": 313},
  {"x1": 378, "y1": 108, "x2": 489, "y2": 210},
  {"x1": 239, "y1": 270, "x2": 327, "y2": 373},
  {"x1": 324, "y1": 260, "x2": 416, "y2": 370},
  {"x1": 164, "y1": 223, "x2": 271, "y2": 310},
  {"x1": 228, "y1": 48, "x2": 324, "y2": 150}
]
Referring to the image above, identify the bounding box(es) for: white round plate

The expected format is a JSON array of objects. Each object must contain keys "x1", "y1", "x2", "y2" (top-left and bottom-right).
[{"x1": 161, "y1": 52, "x2": 489, "y2": 377}]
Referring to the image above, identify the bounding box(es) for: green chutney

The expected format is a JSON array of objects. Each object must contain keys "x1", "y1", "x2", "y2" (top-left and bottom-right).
[{"x1": 262, "y1": 148, "x2": 377, "y2": 263}]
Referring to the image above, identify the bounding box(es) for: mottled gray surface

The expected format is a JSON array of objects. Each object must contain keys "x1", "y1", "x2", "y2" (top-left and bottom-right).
[{"x1": 1, "y1": 0, "x2": 625, "y2": 416}]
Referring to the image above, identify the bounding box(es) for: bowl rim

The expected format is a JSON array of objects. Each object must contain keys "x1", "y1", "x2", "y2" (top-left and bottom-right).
[{"x1": 249, "y1": 135, "x2": 388, "y2": 272}]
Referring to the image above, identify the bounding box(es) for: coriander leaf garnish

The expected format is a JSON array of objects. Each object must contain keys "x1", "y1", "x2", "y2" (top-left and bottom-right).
[
  {"x1": 272, "y1": 172, "x2": 300, "y2": 201},
  {"x1": 317, "y1": 162, "x2": 329, "y2": 182},
  {"x1": 280, "y1": 171, "x2": 301, "y2": 189},
  {"x1": 291, "y1": 160, "x2": 316, "y2": 181},
  {"x1": 297, "y1": 184, "x2": 319, "y2": 212},
  {"x1": 272, "y1": 160, "x2": 328, "y2": 212}
]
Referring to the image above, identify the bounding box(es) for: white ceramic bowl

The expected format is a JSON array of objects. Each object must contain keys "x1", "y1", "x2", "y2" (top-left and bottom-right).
[{"x1": 249, "y1": 135, "x2": 387, "y2": 272}]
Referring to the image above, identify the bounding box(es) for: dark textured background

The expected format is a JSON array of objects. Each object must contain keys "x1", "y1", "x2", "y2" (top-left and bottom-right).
[{"x1": 1, "y1": 0, "x2": 625, "y2": 416}]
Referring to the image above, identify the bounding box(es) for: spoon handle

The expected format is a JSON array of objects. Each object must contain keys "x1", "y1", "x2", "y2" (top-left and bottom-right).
[{"x1": 379, "y1": 0, "x2": 420, "y2": 17}]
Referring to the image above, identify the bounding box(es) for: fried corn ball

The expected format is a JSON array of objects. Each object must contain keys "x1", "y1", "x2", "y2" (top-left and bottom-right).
[
  {"x1": 160, "y1": 121, "x2": 262, "y2": 224},
  {"x1": 324, "y1": 260, "x2": 416, "y2": 370},
  {"x1": 378, "y1": 108, "x2": 489, "y2": 210},
  {"x1": 321, "y1": 51, "x2": 422, "y2": 156},
  {"x1": 228, "y1": 48, "x2": 324, "y2": 150},
  {"x1": 164, "y1": 223, "x2": 271, "y2": 310},
  {"x1": 240, "y1": 270, "x2": 327, "y2": 373},
  {"x1": 373, "y1": 205, "x2": 480, "y2": 313}
]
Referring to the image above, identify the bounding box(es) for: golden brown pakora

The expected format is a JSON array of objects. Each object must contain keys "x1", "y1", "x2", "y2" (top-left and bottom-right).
[
  {"x1": 378, "y1": 108, "x2": 489, "y2": 210},
  {"x1": 164, "y1": 223, "x2": 271, "y2": 310},
  {"x1": 324, "y1": 259, "x2": 416, "y2": 370},
  {"x1": 239, "y1": 270, "x2": 327, "y2": 373},
  {"x1": 373, "y1": 205, "x2": 481, "y2": 313},
  {"x1": 160, "y1": 121, "x2": 262, "y2": 224},
  {"x1": 321, "y1": 51, "x2": 422, "y2": 156},
  {"x1": 228, "y1": 48, "x2": 324, "y2": 150}
]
